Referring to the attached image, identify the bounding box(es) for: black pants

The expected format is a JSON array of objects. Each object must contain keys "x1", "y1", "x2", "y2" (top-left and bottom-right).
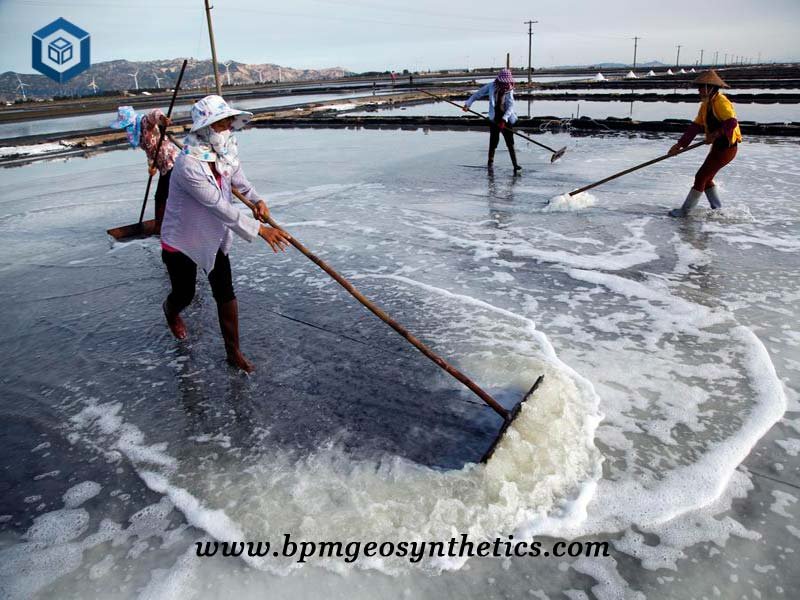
[
  {"x1": 154, "y1": 169, "x2": 172, "y2": 226},
  {"x1": 162, "y1": 248, "x2": 235, "y2": 312},
  {"x1": 489, "y1": 121, "x2": 515, "y2": 153}
]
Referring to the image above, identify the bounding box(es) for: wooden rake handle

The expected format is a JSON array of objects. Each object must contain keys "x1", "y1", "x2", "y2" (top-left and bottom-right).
[
  {"x1": 420, "y1": 89, "x2": 561, "y2": 155},
  {"x1": 138, "y1": 59, "x2": 188, "y2": 223},
  {"x1": 568, "y1": 141, "x2": 707, "y2": 196},
  {"x1": 231, "y1": 188, "x2": 510, "y2": 420}
]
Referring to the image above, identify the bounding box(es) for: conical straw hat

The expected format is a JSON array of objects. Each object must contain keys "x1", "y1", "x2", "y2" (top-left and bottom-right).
[{"x1": 692, "y1": 69, "x2": 729, "y2": 88}]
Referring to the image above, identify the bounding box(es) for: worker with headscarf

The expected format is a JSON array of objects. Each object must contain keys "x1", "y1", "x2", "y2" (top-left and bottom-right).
[
  {"x1": 160, "y1": 95, "x2": 290, "y2": 373},
  {"x1": 110, "y1": 105, "x2": 180, "y2": 231},
  {"x1": 464, "y1": 68, "x2": 522, "y2": 172}
]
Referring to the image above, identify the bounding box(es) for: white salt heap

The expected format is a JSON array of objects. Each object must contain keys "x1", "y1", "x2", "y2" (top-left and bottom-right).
[{"x1": 544, "y1": 192, "x2": 598, "y2": 211}]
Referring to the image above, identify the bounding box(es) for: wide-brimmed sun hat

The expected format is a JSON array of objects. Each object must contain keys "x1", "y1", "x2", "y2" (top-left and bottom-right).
[
  {"x1": 692, "y1": 69, "x2": 729, "y2": 88},
  {"x1": 109, "y1": 105, "x2": 137, "y2": 129},
  {"x1": 189, "y1": 95, "x2": 253, "y2": 132}
]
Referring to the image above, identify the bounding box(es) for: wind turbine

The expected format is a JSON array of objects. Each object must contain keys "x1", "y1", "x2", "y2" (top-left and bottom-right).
[
  {"x1": 88, "y1": 76, "x2": 99, "y2": 95},
  {"x1": 153, "y1": 72, "x2": 164, "y2": 89},
  {"x1": 223, "y1": 61, "x2": 232, "y2": 86},
  {"x1": 129, "y1": 70, "x2": 140, "y2": 90},
  {"x1": 15, "y1": 74, "x2": 30, "y2": 101}
]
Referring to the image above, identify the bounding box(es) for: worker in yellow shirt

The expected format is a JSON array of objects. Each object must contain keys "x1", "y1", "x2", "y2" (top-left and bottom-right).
[{"x1": 667, "y1": 70, "x2": 742, "y2": 217}]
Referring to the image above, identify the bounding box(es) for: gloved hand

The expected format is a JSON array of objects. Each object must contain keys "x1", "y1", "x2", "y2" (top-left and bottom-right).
[
  {"x1": 667, "y1": 143, "x2": 681, "y2": 157},
  {"x1": 499, "y1": 120, "x2": 506, "y2": 130}
]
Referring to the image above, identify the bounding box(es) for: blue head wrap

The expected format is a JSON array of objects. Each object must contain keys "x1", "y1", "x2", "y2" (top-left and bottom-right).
[{"x1": 110, "y1": 106, "x2": 143, "y2": 148}]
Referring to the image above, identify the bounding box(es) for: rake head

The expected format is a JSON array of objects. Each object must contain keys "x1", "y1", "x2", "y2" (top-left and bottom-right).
[{"x1": 550, "y1": 147, "x2": 568, "y2": 163}]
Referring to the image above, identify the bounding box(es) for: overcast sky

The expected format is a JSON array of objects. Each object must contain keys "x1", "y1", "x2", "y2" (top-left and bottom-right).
[{"x1": 1, "y1": 0, "x2": 799, "y2": 73}]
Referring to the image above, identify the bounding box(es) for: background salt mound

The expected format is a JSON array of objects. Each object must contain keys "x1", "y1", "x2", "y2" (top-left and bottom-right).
[{"x1": 544, "y1": 192, "x2": 597, "y2": 212}]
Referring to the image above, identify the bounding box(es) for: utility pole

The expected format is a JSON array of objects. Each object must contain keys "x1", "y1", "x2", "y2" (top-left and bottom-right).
[
  {"x1": 204, "y1": 0, "x2": 222, "y2": 95},
  {"x1": 724, "y1": 53, "x2": 728, "y2": 65},
  {"x1": 506, "y1": 53, "x2": 510, "y2": 69},
  {"x1": 525, "y1": 20, "x2": 538, "y2": 86},
  {"x1": 714, "y1": 51, "x2": 719, "y2": 65},
  {"x1": 699, "y1": 49, "x2": 704, "y2": 66},
  {"x1": 632, "y1": 36, "x2": 640, "y2": 71},
  {"x1": 675, "y1": 45, "x2": 682, "y2": 67}
]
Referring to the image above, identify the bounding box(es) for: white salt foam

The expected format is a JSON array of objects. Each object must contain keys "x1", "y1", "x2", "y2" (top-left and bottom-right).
[{"x1": 544, "y1": 192, "x2": 597, "y2": 212}]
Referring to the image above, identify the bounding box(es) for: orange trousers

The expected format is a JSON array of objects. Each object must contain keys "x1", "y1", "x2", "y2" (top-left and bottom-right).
[{"x1": 694, "y1": 142, "x2": 737, "y2": 191}]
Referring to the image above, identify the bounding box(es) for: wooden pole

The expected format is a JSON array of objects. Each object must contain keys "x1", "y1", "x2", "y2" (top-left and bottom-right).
[
  {"x1": 419, "y1": 89, "x2": 566, "y2": 160},
  {"x1": 230, "y1": 188, "x2": 511, "y2": 421},
  {"x1": 568, "y1": 141, "x2": 706, "y2": 196},
  {"x1": 204, "y1": 0, "x2": 222, "y2": 95},
  {"x1": 138, "y1": 59, "x2": 188, "y2": 224}
]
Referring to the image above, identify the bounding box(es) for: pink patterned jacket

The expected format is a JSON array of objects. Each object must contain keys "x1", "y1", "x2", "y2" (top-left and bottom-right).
[{"x1": 140, "y1": 109, "x2": 180, "y2": 174}]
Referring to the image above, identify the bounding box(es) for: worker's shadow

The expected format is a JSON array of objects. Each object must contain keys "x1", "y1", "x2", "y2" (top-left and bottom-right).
[
  {"x1": 172, "y1": 337, "x2": 269, "y2": 455},
  {"x1": 167, "y1": 301, "x2": 506, "y2": 471},
  {"x1": 673, "y1": 219, "x2": 722, "y2": 302},
  {"x1": 486, "y1": 167, "x2": 520, "y2": 229}
]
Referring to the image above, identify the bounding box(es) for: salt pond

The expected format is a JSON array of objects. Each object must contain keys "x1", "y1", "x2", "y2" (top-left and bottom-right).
[
  {"x1": 0, "y1": 91, "x2": 391, "y2": 141},
  {"x1": 0, "y1": 127, "x2": 798, "y2": 598},
  {"x1": 351, "y1": 98, "x2": 800, "y2": 122}
]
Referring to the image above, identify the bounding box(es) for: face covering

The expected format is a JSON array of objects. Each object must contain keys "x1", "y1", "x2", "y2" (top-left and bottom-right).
[{"x1": 182, "y1": 126, "x2": 241, "y2": 177}]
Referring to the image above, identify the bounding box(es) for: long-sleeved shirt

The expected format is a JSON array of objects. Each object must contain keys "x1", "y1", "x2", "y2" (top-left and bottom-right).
[
  {"x1": 140, "y1": 109, "x2": 180, "y2": 174},
  {"x1": 161, "y1": 153, "x2": 261, "y2": 273},
  {"x1": 678, "y1": 92, "x2": 742, "y2": 147},
  {"x1": 464, "y1": 82, "x2": 518, "y2": 124}
]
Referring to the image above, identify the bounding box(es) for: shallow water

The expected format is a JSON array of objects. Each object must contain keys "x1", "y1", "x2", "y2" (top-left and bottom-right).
[
  {"x1": 352, "y1": 98, "x2": 800, "y2": 122},
  {"x1": 527, "y1": 88, "x2": 800, "y2": 96},
  {"x1": 0, "y1": 128, "x2": 798, "y2": 598},
  {"x1": 0, "y1": 91, "x2": 389, "y2": 141}
]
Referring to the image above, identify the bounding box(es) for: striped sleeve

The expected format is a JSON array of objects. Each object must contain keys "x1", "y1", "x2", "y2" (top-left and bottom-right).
[{"x1": 178, "y1": 159, "x2": 260, "y2": 242}]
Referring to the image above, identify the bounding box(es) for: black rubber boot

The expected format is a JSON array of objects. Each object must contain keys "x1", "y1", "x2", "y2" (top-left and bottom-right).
[{"x1": 508, "y1": 145, "x2": 522, "y2": 173}]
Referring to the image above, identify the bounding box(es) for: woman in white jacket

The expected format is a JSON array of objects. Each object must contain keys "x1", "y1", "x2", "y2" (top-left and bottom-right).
[
  {"x1": 464, "y1": 68, "x2": 521, "y2": 171},
  {"x1": 160, "y1": 95, "x2": 290, "y2": 373}
]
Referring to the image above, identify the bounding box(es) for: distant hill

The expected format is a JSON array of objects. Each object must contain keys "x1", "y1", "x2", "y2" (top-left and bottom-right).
[
  {"x1": 550, "y1": 61, "x2": 667, "y2": 70},
  {"x1": 1, "y1": 58, "x2": 351, "y2": 102}
]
